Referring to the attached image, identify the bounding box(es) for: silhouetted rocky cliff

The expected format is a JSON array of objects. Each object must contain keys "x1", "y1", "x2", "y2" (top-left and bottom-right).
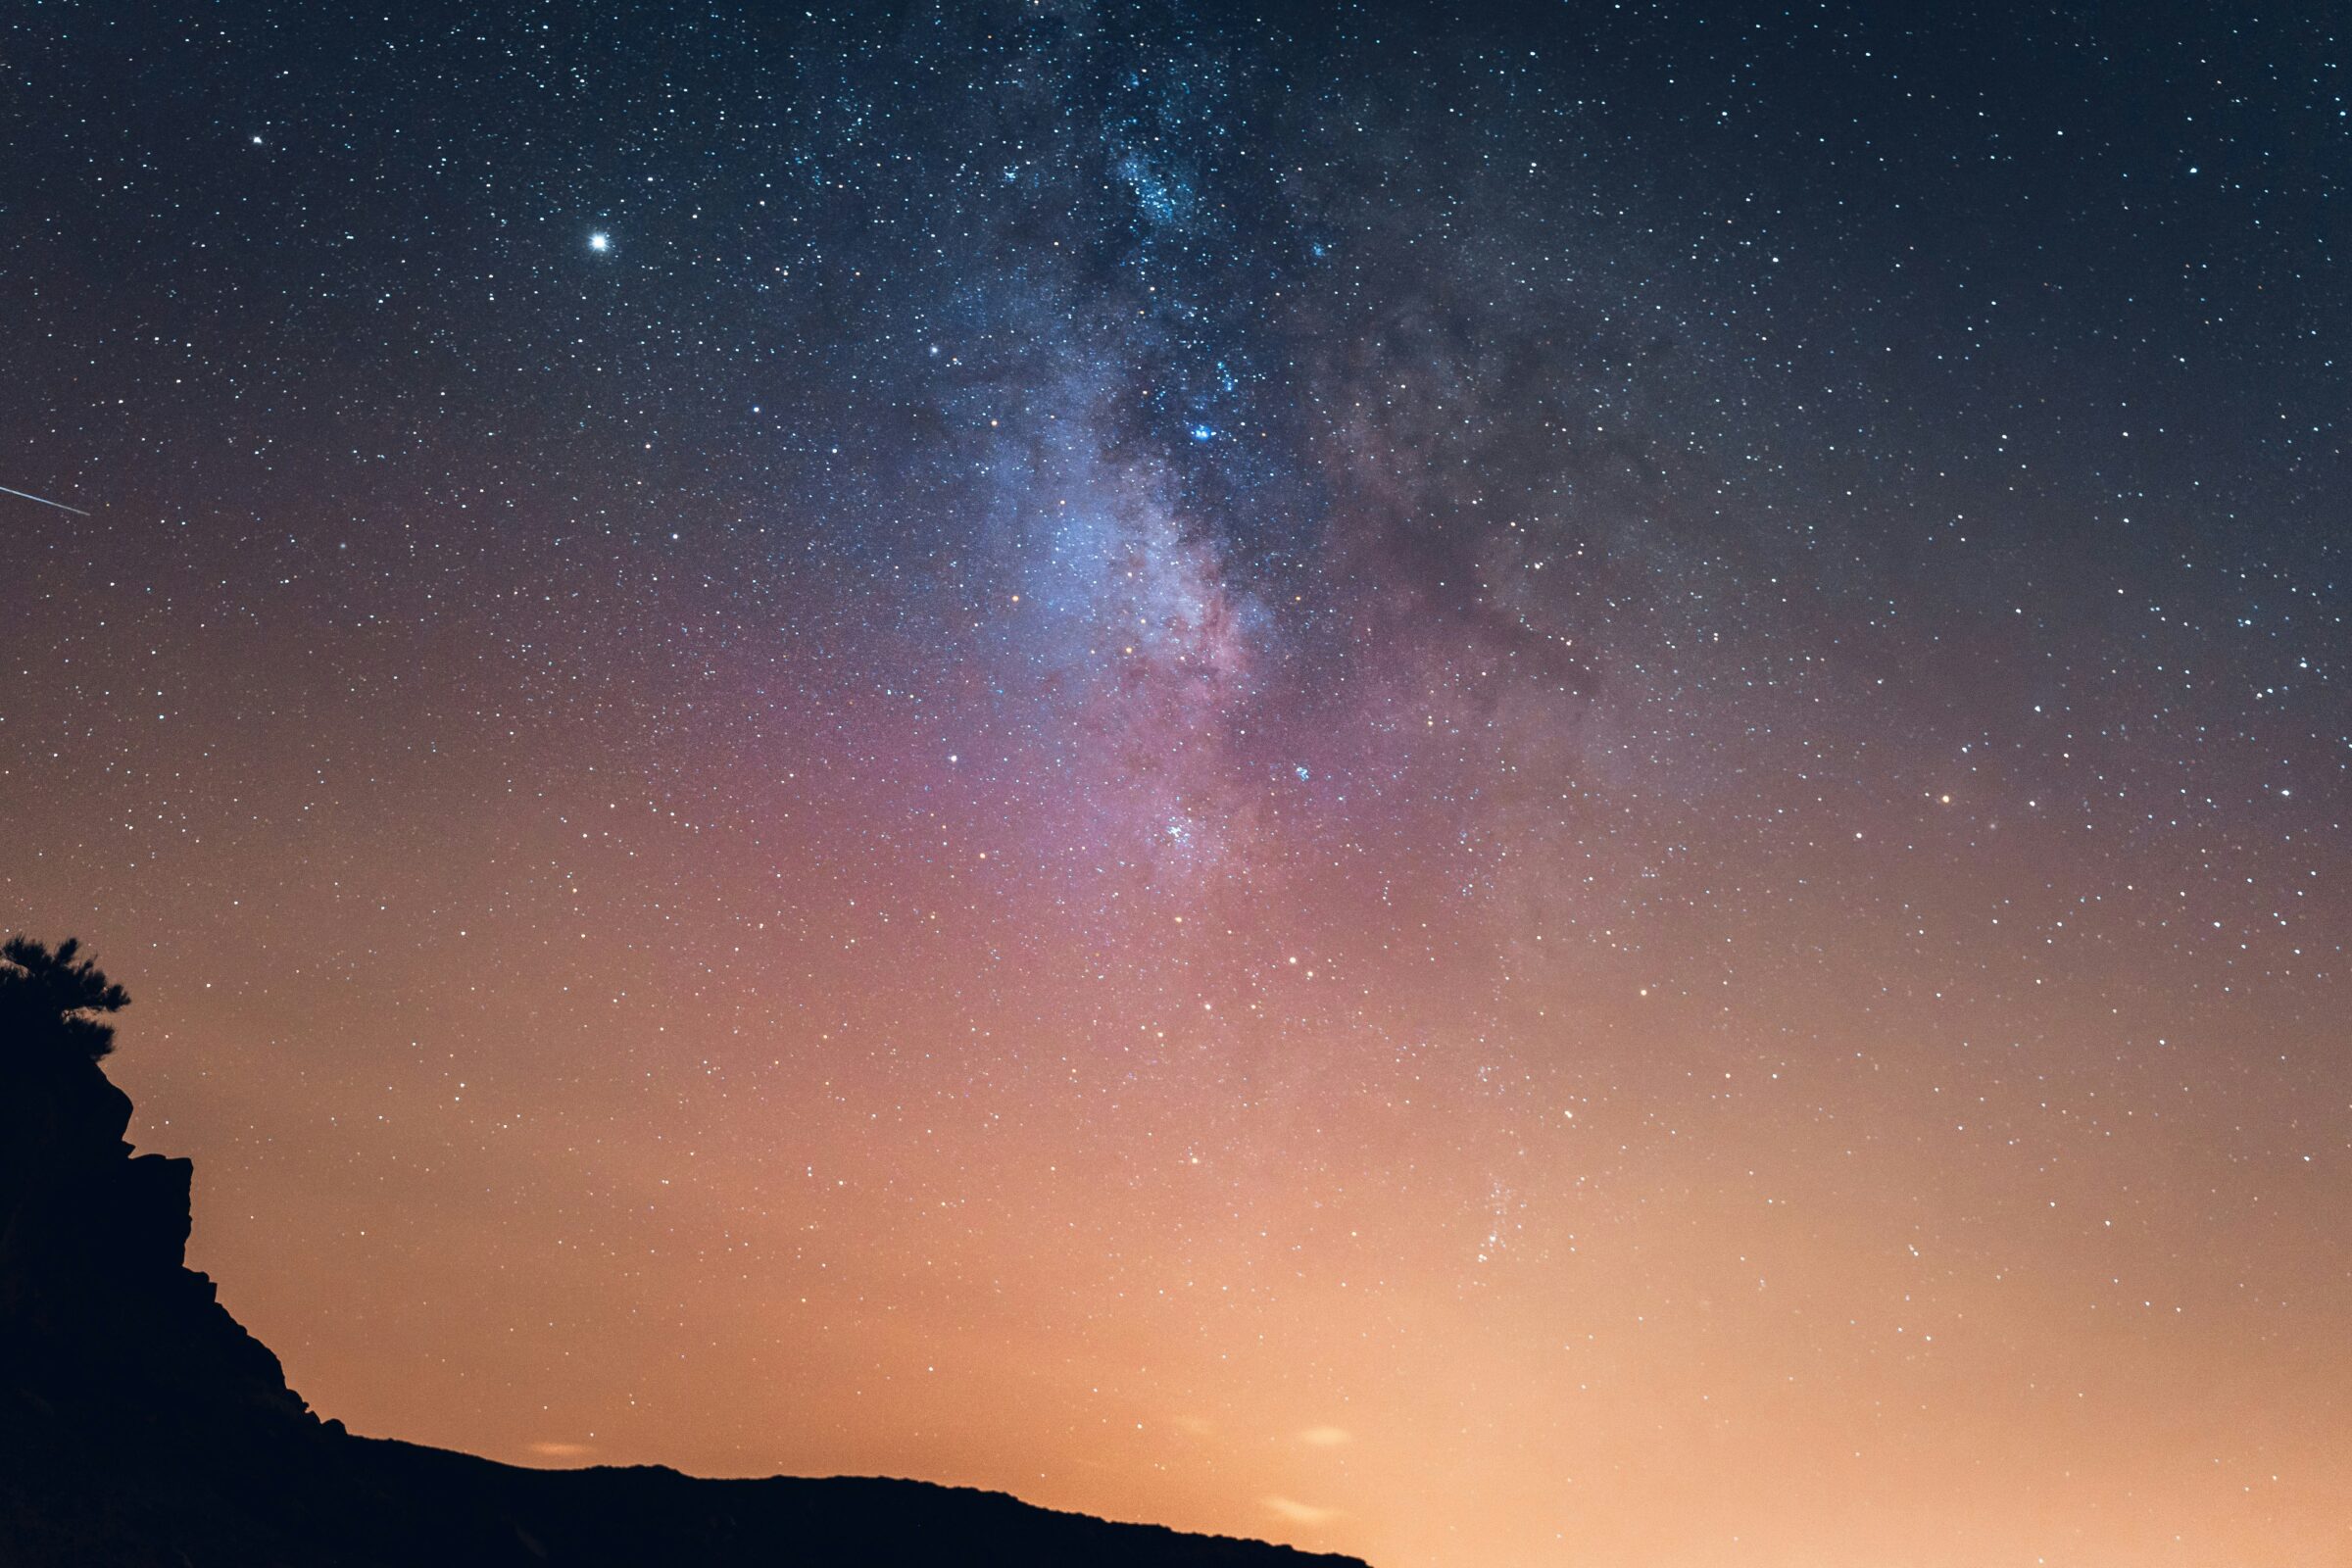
[{"x1": 0, "y1": 941, "x2": 1369, "y2": 1568}]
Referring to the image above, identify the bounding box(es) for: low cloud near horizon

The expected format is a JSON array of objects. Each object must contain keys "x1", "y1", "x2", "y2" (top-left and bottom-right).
[
  {"x1": 1263, "y1": 1496, "x2": 1345, "y2": 1527},
  {"x1": 526, "y1": 1442, "x2": 596, "y2": 1460}
]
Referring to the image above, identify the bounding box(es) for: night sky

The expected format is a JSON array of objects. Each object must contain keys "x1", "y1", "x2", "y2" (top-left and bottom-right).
[{"x1": 3, "y1": 4, "x2": 2347, "y2": 1564}]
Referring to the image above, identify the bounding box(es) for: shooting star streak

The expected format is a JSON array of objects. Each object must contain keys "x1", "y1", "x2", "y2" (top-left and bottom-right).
[{"x1": 0, "y1": 483, "x2": 91, "y2": 516}]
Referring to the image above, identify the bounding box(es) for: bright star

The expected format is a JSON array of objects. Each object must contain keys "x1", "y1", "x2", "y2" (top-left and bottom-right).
[{"x1": 588, "y1": 231, "x2": 611, "y2": 253}]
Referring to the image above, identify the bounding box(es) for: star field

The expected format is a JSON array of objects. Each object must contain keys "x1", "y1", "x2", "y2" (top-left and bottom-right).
[{"x1": 2, "y1": 5, "x2": 2346, "y2": 1565}]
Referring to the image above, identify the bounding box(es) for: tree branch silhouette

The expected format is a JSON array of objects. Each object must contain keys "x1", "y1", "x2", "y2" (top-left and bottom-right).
[{"x1": 0, "y1": 937, "x2": 130, "y2": 1061}]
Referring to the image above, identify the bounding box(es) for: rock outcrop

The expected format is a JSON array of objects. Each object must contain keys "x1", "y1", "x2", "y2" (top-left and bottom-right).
[{"x1": 0, "y1": 1037, "x2": 313, "y2": 1434}]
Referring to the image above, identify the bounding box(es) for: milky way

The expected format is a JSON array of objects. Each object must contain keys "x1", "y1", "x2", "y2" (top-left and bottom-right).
[{"x1": 2, "y1": 6, "x2": 2346, "y2": 1565}]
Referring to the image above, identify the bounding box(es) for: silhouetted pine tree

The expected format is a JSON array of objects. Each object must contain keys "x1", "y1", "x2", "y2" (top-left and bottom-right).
[{"x1": 0, "y1": 937, "x2": 130, "y2": 1060}]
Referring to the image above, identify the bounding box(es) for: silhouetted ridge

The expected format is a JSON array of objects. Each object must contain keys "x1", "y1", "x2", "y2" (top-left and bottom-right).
[{"x1": 0, "y1": 938, "x2": 1371, "y2": 1568}]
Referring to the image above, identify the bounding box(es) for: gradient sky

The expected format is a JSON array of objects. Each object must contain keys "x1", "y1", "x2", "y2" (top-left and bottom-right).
[{"x1": 3, "y1": 4, "x2": 2347, "y2": 1565}]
